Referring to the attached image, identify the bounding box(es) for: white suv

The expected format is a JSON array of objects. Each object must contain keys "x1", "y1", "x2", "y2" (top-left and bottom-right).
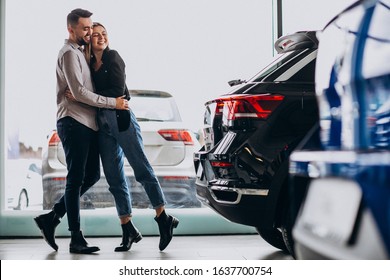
[{"x1": 42, "y1": 90, "x2": 201, "y2": 209}]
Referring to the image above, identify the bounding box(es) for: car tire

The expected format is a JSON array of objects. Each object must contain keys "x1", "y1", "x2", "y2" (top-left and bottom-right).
[
  {"x1": 281, "y1": 217, "x2": 295, "y2": 258},
  {"x1": 281, "y1": 226, "x2": 295, "y2": 258},
  {"x1": 256, "y1": 227, "x2": 288, "y2": 253},
  {"x1": 280, "y1": 197, "x2": 296, "y2": 258},
  {"x1": 16, "y1": 190, "x2": 29, "y2": 210}
]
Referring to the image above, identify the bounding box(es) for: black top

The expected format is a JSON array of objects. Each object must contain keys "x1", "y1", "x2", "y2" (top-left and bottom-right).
[
  {"x1": 91, "y1": 48, "x2": 130, "y2": 100},
  {"x1": 91, "y1": 48, "x2": 131, "y2": 131}
]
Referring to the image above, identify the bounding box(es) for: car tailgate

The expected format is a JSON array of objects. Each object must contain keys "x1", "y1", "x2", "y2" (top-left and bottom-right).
[{"x1": 127, "y1": 121, "x2": 190, "y2": 166}]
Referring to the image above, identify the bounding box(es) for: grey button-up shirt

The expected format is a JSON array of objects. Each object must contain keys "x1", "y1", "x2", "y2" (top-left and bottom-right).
[{"x1": 56, "y1": 39, "x2": 116, "y2": 131}]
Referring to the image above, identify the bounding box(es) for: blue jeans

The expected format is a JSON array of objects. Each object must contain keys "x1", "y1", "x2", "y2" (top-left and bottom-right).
[
  {"x1": 55, "y1": 117, "x2": 101, "y2": 231},
  {"x1": 97, "y1": 109, "x2": 166, "y2": 217}
]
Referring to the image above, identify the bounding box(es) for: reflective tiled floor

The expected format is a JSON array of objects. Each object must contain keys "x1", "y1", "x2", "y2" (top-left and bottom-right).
[{"x1": 0, "y1": 234, "x2": 293, "y2": 260}]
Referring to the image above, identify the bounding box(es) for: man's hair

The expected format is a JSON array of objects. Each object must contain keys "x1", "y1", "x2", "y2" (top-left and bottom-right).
[{"x1": 67, "y1": 8, "x2": 93, "y2": 27}]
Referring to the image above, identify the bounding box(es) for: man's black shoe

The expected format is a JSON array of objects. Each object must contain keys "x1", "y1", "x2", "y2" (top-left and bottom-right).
[
  {"x1": 34, "y1": 211, "x2": 61, "y2": 251},
  {"x1": 69, "y1": 230, "x2": 100, "y2": 254}
]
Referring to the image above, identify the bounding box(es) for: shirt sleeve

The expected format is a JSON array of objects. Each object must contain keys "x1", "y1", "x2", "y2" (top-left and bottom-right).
[{"x1": 61, "y1": 50, "x2": 116, "y2": 108}]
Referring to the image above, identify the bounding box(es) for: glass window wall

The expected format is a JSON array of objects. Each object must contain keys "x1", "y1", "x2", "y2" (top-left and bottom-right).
[{"x1": 1, "y1": 0, "x2": 272, "y2": 236}]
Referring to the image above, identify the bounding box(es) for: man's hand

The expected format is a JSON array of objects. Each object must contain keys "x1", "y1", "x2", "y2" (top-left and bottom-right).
[
  {"x1": 116, "y1": 95, "x2": 129, "y2": 110},
  {"x1": 65, "y1": 89, "x2": 77, "y2": 102}
]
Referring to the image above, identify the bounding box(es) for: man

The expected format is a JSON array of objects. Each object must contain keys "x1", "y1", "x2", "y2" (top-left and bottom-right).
[{"x1": 34, "y1": 8, "x2": 128, "y2": 254}]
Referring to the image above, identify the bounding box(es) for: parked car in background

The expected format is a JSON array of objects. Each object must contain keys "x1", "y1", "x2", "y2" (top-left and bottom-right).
[
  {"x1": 42, "y1": 90, "x2": 201, "y2": 210},
  {"x1": 5, "y1": 159, "x2": 43, "y2": 210},
  {"x1": 289, "y1": 0, "x2": 390, "y2": 259},
  {"x1": 193, "y1": 31, "x2": 319, "y2": 256}
]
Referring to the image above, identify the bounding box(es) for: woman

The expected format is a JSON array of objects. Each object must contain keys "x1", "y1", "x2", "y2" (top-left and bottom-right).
[{"x1": 89, "y1": 22, "x2": 179, "y2": 252}]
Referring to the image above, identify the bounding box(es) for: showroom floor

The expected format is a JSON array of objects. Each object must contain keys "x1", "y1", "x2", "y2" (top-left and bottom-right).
[{"x1": 0, "y1": 234, "x2": 293, "y2": 260}]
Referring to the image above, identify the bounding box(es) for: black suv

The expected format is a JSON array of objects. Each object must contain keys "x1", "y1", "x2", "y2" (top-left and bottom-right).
[{"x1": 194, "y1": 31, "x2": 319, "y2": 256}]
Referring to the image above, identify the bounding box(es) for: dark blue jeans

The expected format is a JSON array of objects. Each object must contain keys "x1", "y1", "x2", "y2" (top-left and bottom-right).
[{"x1": 54, "y1": 117, "x2": 100, "y2": 232}]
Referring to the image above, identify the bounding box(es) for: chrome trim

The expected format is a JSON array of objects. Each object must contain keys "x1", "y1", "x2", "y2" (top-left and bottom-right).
[
  {"x1": 290, "y1": 150, "x2": 390, "y2": 165},
  {"x1": 210, "y1": 186, "x2": 269, "y2": 205}
]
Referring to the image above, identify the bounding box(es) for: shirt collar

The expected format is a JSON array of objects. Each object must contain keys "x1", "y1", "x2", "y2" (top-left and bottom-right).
[{"x1": 65, "y1": 39, "x2": 84, "y2": 52}]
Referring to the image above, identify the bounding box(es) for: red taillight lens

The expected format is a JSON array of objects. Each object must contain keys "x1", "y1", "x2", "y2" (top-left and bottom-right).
[
  {"x1": 51, "y1": 177, "x2": 66, "y2": 181},
  {"x1": 215, "y1": 94, "x2": 284, "y2": 121},
  {"x1": 215, "y1": 101, "x2": 225, "y2": 116},
  {"x1": 48, "y1": 131, "x2": 61, "y2": 146},
  {"x1": 158, "y1": 129, "x2": 194, "y2": 145},
  {"x1": 211, "y1": 161, "x2": 233, "y2": 167}
]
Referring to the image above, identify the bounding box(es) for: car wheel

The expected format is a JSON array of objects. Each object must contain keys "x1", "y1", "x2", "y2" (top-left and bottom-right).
[
  {"x1": 281, "y1": 220, "x2": 295, "y2": 258},
  {"x1": 16, "y1": 190, "x2": 29, "y2": 210},
  {"x1": 256, "y1": 227, "x2": 288, "y2": 253}
]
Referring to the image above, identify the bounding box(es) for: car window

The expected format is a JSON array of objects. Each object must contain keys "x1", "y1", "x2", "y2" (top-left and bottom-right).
[
  {"x1": 315, "y1": 5, "x2": 365, "y2": 95},
  {"x1": 248, "y1": 52, "x2": 295, "y2": 82},
  {"x1": 248, "y1": 52, "x2": 290, "y2": 82},
  {"x1": 28, "y1": 163, "x2": 41, "y2": 175},
  {"x1": 249, "y1": 49, "x2": 315, "y2": 83},
  {"x1": 362, "y1": 0, "x2": 390, "y2": 80},
  {"x1": 288, "y1": 57, "x2": 316, "y2": 82},
  {"x1": 314, "y1": 5, "x2": 366, "y2": 148},
  {"x1": 361, "y1": 0, "x2": 390, "y2": 148},
  {"x1": 130, "y1": 96, "x2": 182, "y2": 122}
]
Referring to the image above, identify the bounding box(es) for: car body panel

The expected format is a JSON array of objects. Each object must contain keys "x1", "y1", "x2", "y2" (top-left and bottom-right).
[
  {"x1": 5, "y1": 159, "x2": 43, "y2": 210},
  {"x1": 132, "y1": 121, "x2": 194, "y2": 166},
  {"x1": 291, "y1": 150, "x2": 390, "y2": 259}
]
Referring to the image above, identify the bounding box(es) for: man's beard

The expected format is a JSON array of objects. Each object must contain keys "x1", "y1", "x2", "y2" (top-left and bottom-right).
[{"x1": 76, "y1": 36, "x2": 89, "y2": 46}]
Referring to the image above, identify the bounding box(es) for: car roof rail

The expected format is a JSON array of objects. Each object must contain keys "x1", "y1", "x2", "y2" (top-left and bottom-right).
[{"x1": 129, "y1": 89, "x2": 172, "y2": 98}]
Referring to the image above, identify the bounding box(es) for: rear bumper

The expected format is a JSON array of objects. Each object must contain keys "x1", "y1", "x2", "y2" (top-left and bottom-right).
[
  {"x1": 195, "y1": 182, "x2": 270, "y2": 227},
  {"x1": 290, "y1": 150, "x2": 390, "y2": 259},
  {"x1": 194, "y1": 147, "x2": 287, "y2": 228}
]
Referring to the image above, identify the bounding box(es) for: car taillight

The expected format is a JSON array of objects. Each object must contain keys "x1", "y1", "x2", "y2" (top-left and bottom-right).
[
  {"x1": 48, "y1": 131, "x2": 61, "y2": 147},
  {"x1": 215, "y1": 94, "x2": 284, "y2": 121},
  {"x1": 158, "y1": 129, "x2": 194, "y2": 145},
  {"x1": 215, "y1": 101, "x2": 225, "y2": 116},
  {"x1": 211, "y1": 161, "x2": 233, "y2": 167},
  {"x1": 50, "y1": 177, "x2": 66, "y2": 181}
]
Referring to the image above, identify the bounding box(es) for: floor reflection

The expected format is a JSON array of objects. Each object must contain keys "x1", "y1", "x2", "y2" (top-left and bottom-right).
[{"x1": 0, "y1": 234, "x2": 294, "y2": 260}]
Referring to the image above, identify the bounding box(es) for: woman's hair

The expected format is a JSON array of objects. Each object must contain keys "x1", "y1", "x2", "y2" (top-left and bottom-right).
[
  {"x1": 85, "y1": 42, "x2": 92, "y2": 65},
  {"x1": 92, "y1": 22, "x2": 106, "y2": 30}
]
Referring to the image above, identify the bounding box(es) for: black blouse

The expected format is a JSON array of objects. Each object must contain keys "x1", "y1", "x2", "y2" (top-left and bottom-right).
[
  {"x1": 91, "y1": 48, "x2": 131, "y2": 131},
  {"x1": 91, "y1": 48, "x2": 130, "y2": 100}
]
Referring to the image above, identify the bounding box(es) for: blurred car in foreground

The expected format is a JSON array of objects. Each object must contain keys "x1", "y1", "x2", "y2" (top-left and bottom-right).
[
  {"x1": 193, "y1": 31, "x2": 319, "y2": 256},
  {"x1": 5, "y1": 159, "x2": 43, "y2": 210},
  {"x1": 289, "y1": 0, "x2": 390, "y2": 259},
  {"x1": 42, "y1": 90, "x2": 201, "y2": 210}
]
